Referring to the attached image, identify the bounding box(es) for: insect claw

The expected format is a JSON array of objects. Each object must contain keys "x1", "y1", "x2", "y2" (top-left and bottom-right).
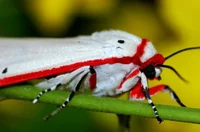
[
  {"x1": 43, "y1": 114, "x2": 51, "y2": 121},
  {"x1": 157, "y1": 117, "x2": 163, "y2": 124},
  {"x1": 43, "y1": 106, "x2": 62, "y2": 121},
  {"x1": 32, "y1": 99, "x2": 38, "y2": 104}
]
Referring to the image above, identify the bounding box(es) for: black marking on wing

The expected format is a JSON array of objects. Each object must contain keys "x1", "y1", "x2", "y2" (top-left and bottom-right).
[
  {"x1": 118, "y1": 40, "x2": 125, "y2": 44},
  {"x1": 2, "y1": 67, "x2": 8, "y2": 74}
]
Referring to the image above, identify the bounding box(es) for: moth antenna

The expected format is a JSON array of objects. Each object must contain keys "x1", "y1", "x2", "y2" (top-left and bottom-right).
[
  {"x1": 165, "y1": 47, "x2": 200, "y2": 60},
  {"x1": 157, "y1": 64, "x2": 188, "y2": 83}
]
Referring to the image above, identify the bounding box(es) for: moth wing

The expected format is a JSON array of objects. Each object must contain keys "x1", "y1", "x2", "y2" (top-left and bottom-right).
[
  {"x1": 0, "y1": 37, "x2": 104, "y2": 79},
  {"x1": 0, "y1": 30, "x2": 142, "y2": 86}
]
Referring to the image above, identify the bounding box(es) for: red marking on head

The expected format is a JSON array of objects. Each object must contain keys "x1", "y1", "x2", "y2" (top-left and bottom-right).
[
  {"x1": 140, "y1": 54, "x2": 165, "y2": 69},
  {"x1": 133, "y1": 39, "x2": 165, "y2": 69},
  {"x1": 131, "y1": 39, "x2": 148, "y2": 65},
  {"x1": 89, "y1": 73, "x2": 96, "y2": 90},
  {"x1": 137, "y1": 39, "x2": 148, "y2": 57}
]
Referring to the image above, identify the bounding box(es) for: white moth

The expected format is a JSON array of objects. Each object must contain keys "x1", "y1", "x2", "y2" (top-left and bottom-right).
[{"x1": 0, "y1": 30, "x2": 199, "y2": 122}]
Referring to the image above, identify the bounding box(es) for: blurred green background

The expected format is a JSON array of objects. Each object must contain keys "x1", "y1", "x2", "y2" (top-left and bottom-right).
[{"x1": 0, "y1": 0, "x2": 200, "y2": 132}]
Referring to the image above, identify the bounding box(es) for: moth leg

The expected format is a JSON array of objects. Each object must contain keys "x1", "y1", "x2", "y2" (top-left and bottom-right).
[
  {"x1": 129, "y1": 82, "x2": 145, "y2": 101},
  {"x1": 43, "y1": 66, "x2": 94, "y2": 120},
  {"x1": 61, "y1": 66, "x2": 96, "y2": 90},
  {"x1": 130, "y1": 84, "x2": 186, "y2": 107},
  {"x1": 158, "y1": 85, "x2": 186, "y2": 107},
  {"x1": 33, "y1": 66, "x2": 91, "y2": 104},
  {"x1": 140, "y1": 72, "x2": 162, "y2": 123},
  {"x1": 88, "y1": 67, "x2": 97, "y2": 90},
  {"x1": 33, "y1": 84, "x2": 60, "y2": 103}
]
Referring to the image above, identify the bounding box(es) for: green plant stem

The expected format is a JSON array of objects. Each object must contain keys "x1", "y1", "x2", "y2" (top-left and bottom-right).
[{"x1": 0, "y1": 85, "x2": 200, "y2": 124}]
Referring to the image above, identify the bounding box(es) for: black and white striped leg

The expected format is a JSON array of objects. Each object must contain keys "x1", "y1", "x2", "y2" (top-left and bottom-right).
[
  {"x1": 33, "y1": 83, "x2": 61, "y2": 103},
  {"x1": 43, "y1": 66, "x2": 95, "y2": 120},
  {"x1": 143, "y1": 88, "x2": 162, "y2": 123},
  {"x1": 33, "y1": 66, "x2": 91, "y2": 104},
  {"x1": 141, "y1": 72, "x2": 162, "y2": 123},
  {"x1": 165, "y1": 85, "x2": 186, "y2": 107}
]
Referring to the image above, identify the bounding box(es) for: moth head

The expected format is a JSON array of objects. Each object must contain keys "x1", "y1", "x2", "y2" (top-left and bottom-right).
[
  {"x1": 141, "y1": 64, "x2": 162, "y2": 80},
  {"x1": 142, "y1": 46, "x2": 200, "y2": 82}
]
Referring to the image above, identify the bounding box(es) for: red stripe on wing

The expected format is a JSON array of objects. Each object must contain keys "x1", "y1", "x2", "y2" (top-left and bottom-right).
[{"x1": 0, "y1": 57, "x2": 133, "y2": 87}]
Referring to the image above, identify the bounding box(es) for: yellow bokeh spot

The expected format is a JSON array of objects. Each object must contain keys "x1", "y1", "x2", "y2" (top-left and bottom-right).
[
  {"x1": 159, "y1": 0, "x2": 200, "y2": 38},
  {"x1": 24, "y1": 0, "x2": 118, "y2": 36},
  {"x1": 25, "y1": 0, "x2": 77, "y2": 36},
  {"x1": 76, "y1": 0, "x2": 118, "y2": 16}
]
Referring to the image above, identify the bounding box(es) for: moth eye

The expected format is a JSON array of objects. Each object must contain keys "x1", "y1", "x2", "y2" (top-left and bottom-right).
[{"x1": 118, "y1": 40, "x2": 125, "y2": 44}]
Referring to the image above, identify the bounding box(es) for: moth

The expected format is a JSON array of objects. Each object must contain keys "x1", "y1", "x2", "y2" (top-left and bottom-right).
[{"x1": 0, "y1": 30, "x2": 199, "y2": 122}]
